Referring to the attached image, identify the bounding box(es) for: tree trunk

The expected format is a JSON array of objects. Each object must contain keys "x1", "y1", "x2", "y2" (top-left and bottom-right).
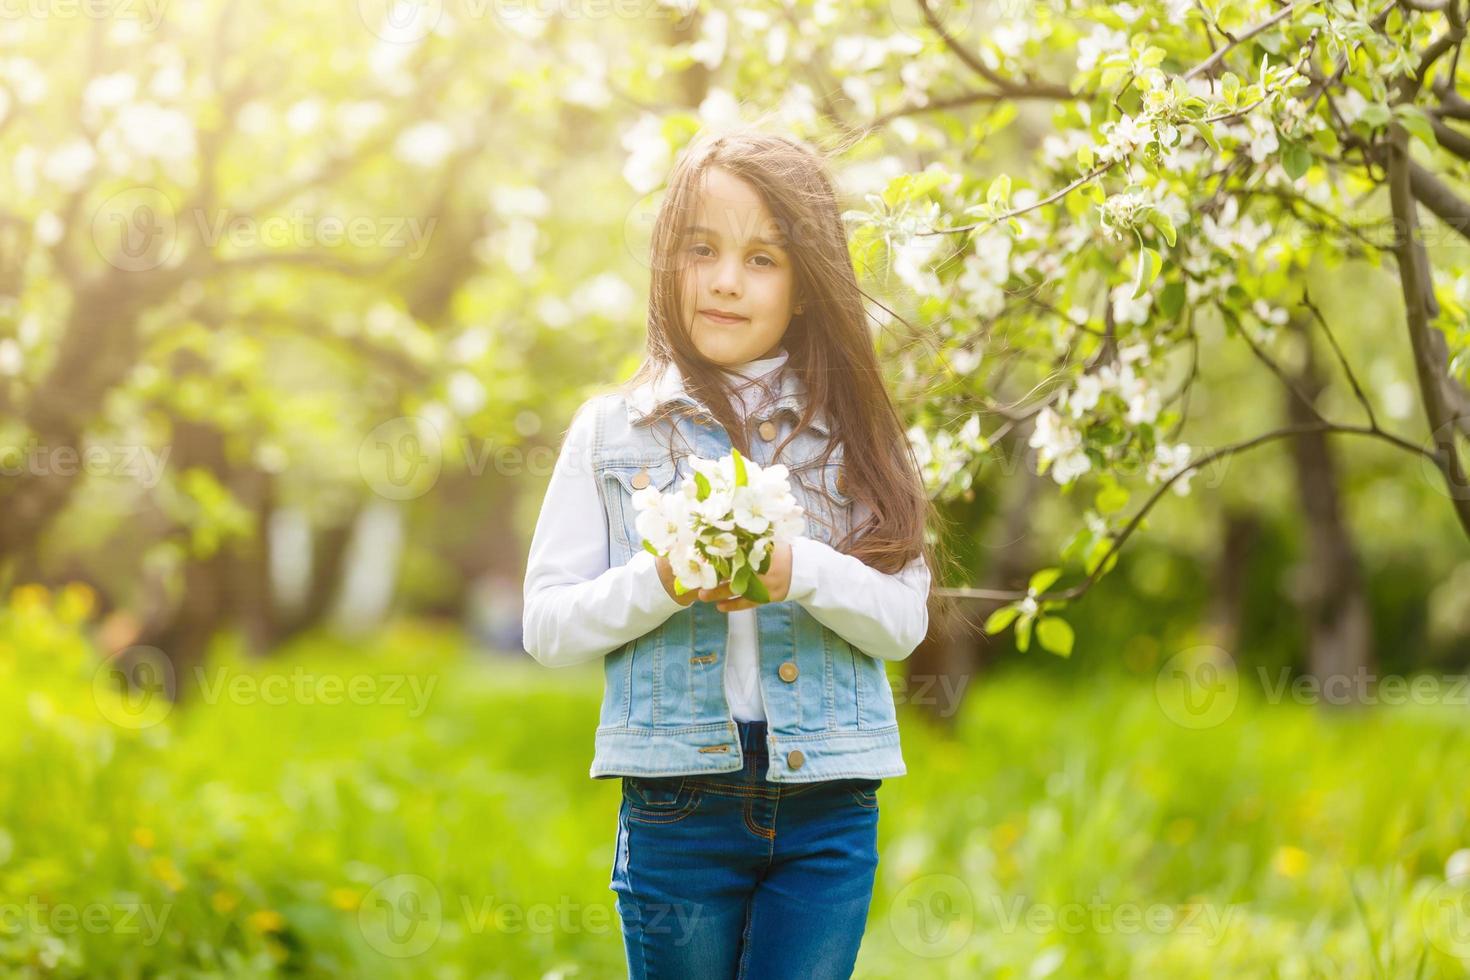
[
  {"x1": 1283, "y1": 316, "x2": 1375, "y2": 697},
  {"x1": 1201, "y1": 508, "x2": 1260, "y2": 658},
  {"x1": 907, "y1": 431, "x2": 1042, "y2": 728}
]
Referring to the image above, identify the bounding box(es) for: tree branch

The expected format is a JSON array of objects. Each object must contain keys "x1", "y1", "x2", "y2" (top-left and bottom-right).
[
  {"x1": 1184, "y1": 2, "x2": 1304, "y2": 80},
  {"x1": 936, "y1": 419, "x2": 1443, "y2": 603},
  {"x1": 1386, "y1": 121, "x2": 1470, "y2": 537},
  {"x1": 1408, "y1": 158, "x2": 1470, "y2": 240},
  {"x1": 914, "y1": 0, "x2": 1080, "y2": 101},
  {"x1": 1299, "y1": 288, "x2": 1380, "y2": 430}
]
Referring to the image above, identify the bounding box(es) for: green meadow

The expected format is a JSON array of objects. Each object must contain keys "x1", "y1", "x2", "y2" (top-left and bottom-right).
[{"x1": 4, "y1": 588, "x2": 1468, "y2": 978}]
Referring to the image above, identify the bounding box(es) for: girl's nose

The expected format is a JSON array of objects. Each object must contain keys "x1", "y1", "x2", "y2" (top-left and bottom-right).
[{"x1": 711, "y1": 257, "x2": 742, "y2": 296}]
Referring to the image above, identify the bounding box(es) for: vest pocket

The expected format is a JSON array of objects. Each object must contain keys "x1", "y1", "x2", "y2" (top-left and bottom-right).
[
  {"x1": 596, "y1": 458, "x2": 681, "y2": 560},
  {"x1": 791, "y1": 454, "x2": 852, "y2": 546}
]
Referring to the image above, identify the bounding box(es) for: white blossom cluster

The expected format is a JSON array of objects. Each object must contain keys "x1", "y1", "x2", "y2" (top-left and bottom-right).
[
  {"x1": 633, "y1": 449, "x2": 806, "y2": 596},
  {"x1": 1029, "y1": 343, "x2": 1194, "y2": 492}
]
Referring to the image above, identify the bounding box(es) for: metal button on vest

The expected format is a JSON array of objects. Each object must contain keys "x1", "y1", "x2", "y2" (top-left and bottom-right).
[
  {"x1": 835, "y1": 469, "x2": 848, "y2": 495},
  {"x1": 778, "y1": 661, "x2": 799, "y2": 682},
  {"x1": 758, "y1": 420, "x2": 777, "y2": 441},
  {"x1": 631, "y1": 468, "x2": 650, "y2": 489},
  {"x1": 786, "y1": 749, "x2": 805, "y2": 770}
]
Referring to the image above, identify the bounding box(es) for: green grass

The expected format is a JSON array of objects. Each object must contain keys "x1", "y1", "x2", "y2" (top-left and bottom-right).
[{"x1": 2, "y1": 586, "x2": 1468, "y2": 977}]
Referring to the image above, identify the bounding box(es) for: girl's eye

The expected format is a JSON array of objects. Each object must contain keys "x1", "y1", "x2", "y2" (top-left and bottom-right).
[
  {"x1": 751, "y1": 255, "x2": 776, "y2": 268},
  {"x1": 689, "y1": 244, "x2": 714, "y2": 258}
]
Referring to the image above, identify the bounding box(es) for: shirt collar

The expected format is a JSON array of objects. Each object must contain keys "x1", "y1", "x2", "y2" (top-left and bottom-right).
[{"x1": 625, "y1": 355, "x2": 831, "y2": 436}]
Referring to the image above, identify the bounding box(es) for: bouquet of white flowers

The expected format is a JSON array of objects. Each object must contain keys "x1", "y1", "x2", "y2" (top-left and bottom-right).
[{"x1": 633, "y1": 448, "x2": 806, "y2": 603}]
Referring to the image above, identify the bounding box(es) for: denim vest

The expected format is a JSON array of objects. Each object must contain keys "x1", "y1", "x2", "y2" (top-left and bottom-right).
[{"x1": 584, "y1": 362, "x2": 906, "y2": 783}]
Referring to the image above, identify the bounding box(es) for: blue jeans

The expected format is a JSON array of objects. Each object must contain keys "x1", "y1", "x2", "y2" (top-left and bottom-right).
[{"x1": 609, "y1": 719, "x2": 882, "y2": 979}]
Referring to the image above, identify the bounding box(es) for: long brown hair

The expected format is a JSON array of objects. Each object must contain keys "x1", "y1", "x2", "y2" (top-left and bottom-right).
[{"x1": 621, "y1": 124, "x2": 945, "y2": 588}]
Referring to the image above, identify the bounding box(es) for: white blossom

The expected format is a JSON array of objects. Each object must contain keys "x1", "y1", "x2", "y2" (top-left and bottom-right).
[
  {"x1": 689, "y1": 9, "x2": 728, "y2": 70},
  {"x1": 636, "y1": 449, "x2": 807, "y2": 596},
  {"x1": 1110, "y1": 282, "x2": 1153, "y2": 325},
  {"x1": 1147, "y1": 442, "x2": 1194, "y2": 494},
  {"x1": 1029, "y1": 407, "x2": 1091, "y2": 484},
  {"x1": 1077, "y1": 25, "x2": 1127, "y2": 72},
  {"x1": 621, "y1": 114, "x2": 670, "y2": 194}
]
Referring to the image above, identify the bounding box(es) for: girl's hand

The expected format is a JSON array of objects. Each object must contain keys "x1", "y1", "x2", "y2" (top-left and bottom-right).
[
  {"x1": 655, "y1": 554, "x2": 701, "y2": 607},
  {"x1": 698, "y1": 542, "x2": 793, "y2": 612}
]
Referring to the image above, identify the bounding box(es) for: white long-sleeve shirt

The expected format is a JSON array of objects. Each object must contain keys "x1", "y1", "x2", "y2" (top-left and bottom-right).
[{"x1": 521, "y1": 350, "x2": 931, "y2": 721}]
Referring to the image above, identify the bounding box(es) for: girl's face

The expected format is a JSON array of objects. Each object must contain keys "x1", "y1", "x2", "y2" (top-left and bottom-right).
[{"x1": 678, "y1": 166, "x2": 799, "y2": 366}]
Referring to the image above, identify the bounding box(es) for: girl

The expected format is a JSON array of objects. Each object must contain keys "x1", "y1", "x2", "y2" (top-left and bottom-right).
[{"x1": 523, "y1": 127, "x2": 936, "y2": 979}]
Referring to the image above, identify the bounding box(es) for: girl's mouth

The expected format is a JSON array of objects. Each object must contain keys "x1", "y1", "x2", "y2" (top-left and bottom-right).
[{"x1": 700, "y1": 310, "x2": 749, "y2": 324}]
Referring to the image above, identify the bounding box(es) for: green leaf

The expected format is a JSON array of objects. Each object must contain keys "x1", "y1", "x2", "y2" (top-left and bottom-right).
[
  {"x1": 1095, "y1": 481, "x2": 1129, "y2": 515},
  {"x1": 1191, "y1": 120, "x2": 1221, "y2": 154},
  {"x1": 1394, "y1": 104, "x2": 1437, "y2": 148},
  {"x1": 1359, "y1": 102, "x2": 1391, "y2": 128},
  {"x1": 744, "y1": 574, "x2": 771, "y2": 605},
  {"x1": 987, "y1": 174, "x2": 1011, "y2": 210},
  {"x1": 1028, "y1": 567, "x2": 1062, "y2": 594},
  {"x1": 1077, "y1": 143, "x2": 1095, "y2": 170},
  {"x1": 1037, "y1": 617, "x2": 1075, "y2": 657},
  {"x1": 732, "y1": 564, "x2": 751, "y2": 596},
  {"x1": 694, "y1": 470, "x2": 710, "y2": 501},
  {"x1": 984, "y1": 604, "x2": 1021, "y2": 635},
  {"x1": 732, "y1": 447, "x2": 747, "y2": 487},
  {"x1": 643, "y1": 539, "x2": 661, "y2": 557},
  {"x1": 1147, "y1": 209, "x2": 1176, "y2": 247},
  {"x1": 1281, "y1": 141, "x2": 1312, "y2": 180},
  {"x1": 1159, "y1": 280, "x2": 1186, "y2": 319},
  {"x1": 1132, "y1": 244, "x2": 1162, "y2": 299},
  {"x1": 1016, "y1": 614, "x2": 1034, "y2": 652},
  {"x1": 1083, "y1": 539, "x2": 1109, "y2": 575},
  {"x1": 1221, "y1": 72, "x2": 1240, "y2": 105}
]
